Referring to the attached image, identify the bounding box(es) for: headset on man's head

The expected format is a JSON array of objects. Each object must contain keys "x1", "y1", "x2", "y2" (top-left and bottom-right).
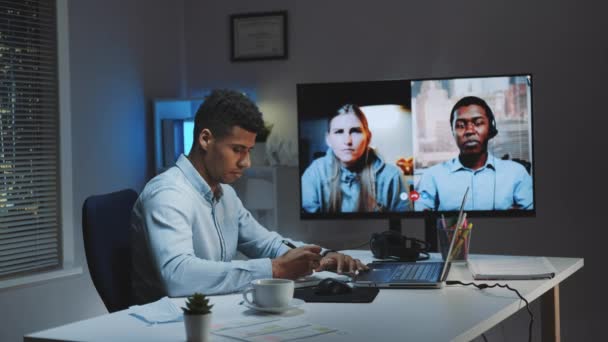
[
  {"x1": 449, "y1": 96, "x2": 498, "y2": 210},
  {"x1": 449, "y1": 96, "x2": 498, "y2": 138}
]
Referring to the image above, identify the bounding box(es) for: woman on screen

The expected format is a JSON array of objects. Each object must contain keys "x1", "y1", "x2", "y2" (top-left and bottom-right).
[{"x1": 301, "y1": 104, "x2": 408, "y2": 213}]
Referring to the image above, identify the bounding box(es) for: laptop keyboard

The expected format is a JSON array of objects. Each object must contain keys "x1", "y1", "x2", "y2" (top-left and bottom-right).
[{"x1": 391, "y1": 263, "x2": 442, "y2": 281}]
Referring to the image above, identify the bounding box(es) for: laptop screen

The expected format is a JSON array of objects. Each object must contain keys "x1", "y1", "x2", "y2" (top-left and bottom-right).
[{"x1": 439, "y1": 187, "x2": 469, "y2": 281}]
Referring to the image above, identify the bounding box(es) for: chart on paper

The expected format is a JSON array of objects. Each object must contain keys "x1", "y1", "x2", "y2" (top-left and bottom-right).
[{"x1": 211, "y1": 317, "x2": 343, "y2": 341}]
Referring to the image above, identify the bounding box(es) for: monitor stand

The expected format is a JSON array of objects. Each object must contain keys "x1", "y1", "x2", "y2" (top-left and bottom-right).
[
  {"x1": 424, "y1": 213, "x2": 439, "y2": 252},
  {"x1": 388, "y1": 218, "x2": 402, "y2": 234},
  {"x1": 387, "y1": 216, "x2": 438, "y2": 252}
]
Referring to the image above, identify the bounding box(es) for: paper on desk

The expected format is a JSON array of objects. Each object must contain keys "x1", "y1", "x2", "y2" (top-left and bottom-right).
[
  {"x1": 129, "y1": 297, "x2": 183, "y2": 325},
  {"x1": 212, "y1": 318, "x2": 341, "y2": 342},
  {"x1": 212, "y1": 317, "x2": 280, "y2": 331}
]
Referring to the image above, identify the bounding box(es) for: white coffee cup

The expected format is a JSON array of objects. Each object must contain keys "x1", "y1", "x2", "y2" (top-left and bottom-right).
[{"x1": 242, "y1": 279, "x2": 294, "y2": 308}]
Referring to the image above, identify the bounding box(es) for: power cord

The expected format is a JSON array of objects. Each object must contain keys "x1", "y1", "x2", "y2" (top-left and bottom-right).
[
  {"x1": 446, "y1": 280, "x2": 533, "y2": 342},
  {"x1": 371, "y1": 251, "x2": 430, "y2": 262},
  {"x1": 341, "y1": 240, "x2": 372, "y2": 250}
]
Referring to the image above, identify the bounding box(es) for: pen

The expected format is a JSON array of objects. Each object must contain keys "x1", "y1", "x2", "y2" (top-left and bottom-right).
[
  {"x1": 449, "y1": 212, "x2": 467, "y2": 260},
  {"x1": 452, "y1": 222, "x2": 473, "y2": 259},
  {"x1": 282, "y1": 240, "x2": 297, "y2": 249},
  {"x1": 464, "y1": 223, "x2": 473, "y2": 256}
]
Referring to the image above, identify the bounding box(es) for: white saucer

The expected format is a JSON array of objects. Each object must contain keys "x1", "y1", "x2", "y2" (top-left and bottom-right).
[{"x1": 243, "y1": 298, "x2": 305, "y2": 313}]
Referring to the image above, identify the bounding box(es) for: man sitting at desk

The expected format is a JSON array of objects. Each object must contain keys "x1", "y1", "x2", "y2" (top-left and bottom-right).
[
  {"x1": 415, "y1": 96, "x2": 533, "y2": 211},
  {"x1": 131, "y1": 90, "x2": 366, "y2": 304}
]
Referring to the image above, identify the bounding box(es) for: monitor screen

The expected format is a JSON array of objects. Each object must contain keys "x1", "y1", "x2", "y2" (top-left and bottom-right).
[
  {"x1": 183, "y1": 119, "x2": 194, "y2": 156},
  {"x1": 297, "y1": 74, "x2": 534, "y2": 219},
  {"x1": 153, "y1": 98, "x2": 204, "y2": 173}
]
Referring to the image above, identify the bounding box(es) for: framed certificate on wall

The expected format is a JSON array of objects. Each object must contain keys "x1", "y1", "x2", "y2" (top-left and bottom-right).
[{"x1": 230, "y1": 11, "x2": 288, "y2": 61}]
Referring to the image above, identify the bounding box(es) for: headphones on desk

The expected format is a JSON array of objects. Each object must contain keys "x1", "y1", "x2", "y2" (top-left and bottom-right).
[{"x1": 369, "y1": 231, "x2": 430, "y2": 262}]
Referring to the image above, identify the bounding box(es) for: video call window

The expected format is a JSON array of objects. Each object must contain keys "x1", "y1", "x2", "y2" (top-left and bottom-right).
[
  {"x1": 412, "y1": 76, "x2": 532, "y2": 170},
  {"x1": 297, "y1": 74, "x2": 534, "y2": 217}
]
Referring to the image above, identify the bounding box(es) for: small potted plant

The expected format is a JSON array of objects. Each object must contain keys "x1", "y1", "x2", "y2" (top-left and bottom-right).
[
  {"x1": 256, "y1": 120, "x2": 274, "y2": 143},
  {"x1": 182, "y1": 292, "x2": 213, "y2": 342},
  {"x1": 250, "y1": 120, "x2": 274, "y2": 165}
]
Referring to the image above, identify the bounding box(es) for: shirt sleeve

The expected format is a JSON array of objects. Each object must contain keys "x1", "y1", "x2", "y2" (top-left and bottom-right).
[
  {"x1": 301, "y1": 164, "x2": 322, "y2": 213},
  {"x1": 140, "y1": 187, "x2": 276, "y2": 297},
  {"x1": 513, "y1": 168, "x2": 534, "y2": 209},
  {"x1": 228, "y1": 188, "x2": 331, "y2": 259},
  {"x1": 415, "y1": 171, "x2": 438, "y2": 211},
  {"x1": 235, "y1": 197, "x2": 293, "y2": 259}
]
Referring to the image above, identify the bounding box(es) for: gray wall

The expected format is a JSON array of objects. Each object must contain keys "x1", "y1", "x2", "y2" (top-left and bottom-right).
[
  {"x1": 1, "y1": 0, "x2": 605, "y2": 341},
  {"x1": 0, "y1": 1, "x2": 186, "y2": 341},
  {"x1": 182, "y1": 0, "x2": 606, "y2": 340}
]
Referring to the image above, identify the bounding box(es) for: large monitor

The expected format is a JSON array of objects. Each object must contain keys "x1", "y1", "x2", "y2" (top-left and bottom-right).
[{"x1": 297, "y1": 74, "x2": 534, "y2": 235}]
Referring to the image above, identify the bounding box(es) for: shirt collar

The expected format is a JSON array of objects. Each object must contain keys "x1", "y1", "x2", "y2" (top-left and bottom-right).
[
  {"x1": 448, "y1": 153, "x2": 497, "y2": 173},
  {"x1": 326, "y1": 148, "x2": 384, "y2": 183},
  {"x1": 175, "y1": 154, "x2": 221, "y2": 202},
  {"x1": 339, "y1": 166, "x2": 358, "y2": 183}
]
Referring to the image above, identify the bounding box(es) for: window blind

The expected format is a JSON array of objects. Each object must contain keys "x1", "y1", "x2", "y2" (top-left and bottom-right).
[{"x1": 0, "y1": 0, "x2": 61, "y2": 279}]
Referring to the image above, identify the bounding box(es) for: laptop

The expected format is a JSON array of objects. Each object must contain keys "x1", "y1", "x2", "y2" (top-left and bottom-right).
[{"x1": 352, "y1": 187, "x2": 469, "y2": 289}]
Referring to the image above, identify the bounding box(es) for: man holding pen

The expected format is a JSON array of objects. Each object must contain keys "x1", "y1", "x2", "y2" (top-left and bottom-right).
[{"x1": 131, "y1": 90, "x2": 367, "y2": 305}]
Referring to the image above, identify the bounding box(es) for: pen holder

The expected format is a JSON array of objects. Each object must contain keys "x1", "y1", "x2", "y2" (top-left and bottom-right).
[{"x1": 437, "y1": 217, "x2": 473, "y2": 264}]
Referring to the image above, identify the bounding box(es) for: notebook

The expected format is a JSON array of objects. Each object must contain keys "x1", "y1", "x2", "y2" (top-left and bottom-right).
[
  {"x1": 352, "y1": 187, "x2": 469, "y2": 289},
  {"x1": 468, "y1": 255, "x2": 556, "y2": 280}
]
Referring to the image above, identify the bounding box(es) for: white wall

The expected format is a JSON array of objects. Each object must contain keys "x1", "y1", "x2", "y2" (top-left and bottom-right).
[
  {"x1": 0, "y1": 1, "x2": 186, "y2": 341},
  {"x1": 182, "y1": 0, "x2": 607, "y2": 340}
]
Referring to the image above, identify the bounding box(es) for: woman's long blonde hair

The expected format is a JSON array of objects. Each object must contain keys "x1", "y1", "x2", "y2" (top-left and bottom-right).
[{"x1": 327, "y1": 104, "x2": 378, "y2": 213}]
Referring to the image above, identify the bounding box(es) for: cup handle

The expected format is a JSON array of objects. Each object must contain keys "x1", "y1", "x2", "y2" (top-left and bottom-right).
[{"x1": 242, "y1": 287, "x2": 255, "y2": 306}]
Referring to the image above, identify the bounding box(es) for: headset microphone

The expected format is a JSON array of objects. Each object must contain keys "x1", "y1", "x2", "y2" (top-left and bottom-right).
[{"x1": 451, "y1": 111, "x2": 458, "y2": 137}]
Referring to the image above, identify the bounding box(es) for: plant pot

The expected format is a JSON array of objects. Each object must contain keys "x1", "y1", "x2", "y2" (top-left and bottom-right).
[{"x1": 184, "y1": 313, "x2": 211, "y2": 342}]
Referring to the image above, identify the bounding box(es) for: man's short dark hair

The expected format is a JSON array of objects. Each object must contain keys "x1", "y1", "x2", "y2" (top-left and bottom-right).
[
  {"x1": 449, "y1": 96, "x2": 498, "y2": 138},
  {"x1": 193, "y1": 89, "x2": 265, "y2": 141}
]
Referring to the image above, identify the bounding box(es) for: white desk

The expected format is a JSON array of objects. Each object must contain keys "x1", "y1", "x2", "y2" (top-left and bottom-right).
[{"x1": 24, "y1": 252, "x2": 583, "y2": 342}]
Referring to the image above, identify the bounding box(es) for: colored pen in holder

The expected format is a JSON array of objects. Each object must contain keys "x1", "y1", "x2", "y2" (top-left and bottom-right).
[{"x1": 437, "y1": 215, "x2": 473, "y2": 263}]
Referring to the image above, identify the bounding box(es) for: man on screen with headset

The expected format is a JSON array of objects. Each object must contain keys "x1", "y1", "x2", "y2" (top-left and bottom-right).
[
  {"x1": 131, "y1": 89, "x2": 367, "y2": 304},
  {"x1": 415, "y1": 96, "x2": 533, "y2": 211}
]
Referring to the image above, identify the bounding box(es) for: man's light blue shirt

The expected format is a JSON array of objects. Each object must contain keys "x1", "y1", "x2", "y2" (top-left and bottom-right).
[
  {"x1": 301, "y1": 149, "x2": 409, "y2": 213},
  {"x1": 414, "y1": 154, "x2": 533, "y2": 211},
  {"x1": 131, "y1": 154, "x2": 297, "y2": 304}
]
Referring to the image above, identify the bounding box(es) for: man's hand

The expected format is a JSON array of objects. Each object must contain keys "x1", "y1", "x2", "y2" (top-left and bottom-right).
[
  {"x1": 315, "y1": 252, "x2": 369, "y2": 275},
  {"x1": 271, "y1": 245, "x2": 322, "y2": 280}
]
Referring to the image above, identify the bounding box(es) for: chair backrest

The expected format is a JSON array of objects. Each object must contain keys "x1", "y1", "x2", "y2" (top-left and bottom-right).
[{"x1": 82, "y1": 188, "x2": 138, "y2": 313}]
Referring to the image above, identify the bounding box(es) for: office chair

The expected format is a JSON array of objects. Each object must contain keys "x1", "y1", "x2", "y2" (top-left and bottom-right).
[{"x1": 82, "y1": 188, "x2": 138, "y2": 313}]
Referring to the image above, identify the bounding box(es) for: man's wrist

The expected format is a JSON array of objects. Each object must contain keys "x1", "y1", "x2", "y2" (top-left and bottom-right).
[
  {"x1": 271, "y1": 258, "x2": 282, "y2": 278},
  {"x1": 321, "y1": 249, "x2": 337, "y2": 257}
]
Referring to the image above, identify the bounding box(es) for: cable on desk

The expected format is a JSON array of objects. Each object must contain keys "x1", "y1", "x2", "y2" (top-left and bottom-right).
[
  {"x1": 341, "y1": 240, "x2": 372, "y2": 250},
  {"x1": 370, "y1": 252, "x2": 430, "y2": 262},
  {"x1": 446, "y1": 280, "x2": 533, "y2": 342}
]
